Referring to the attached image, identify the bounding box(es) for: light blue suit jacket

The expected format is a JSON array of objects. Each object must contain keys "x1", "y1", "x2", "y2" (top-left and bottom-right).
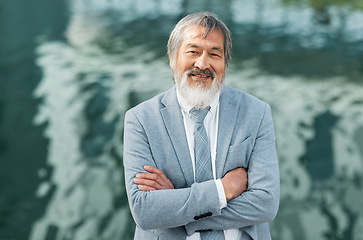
[{"x1": 123, "y1": 86, "x2": 279, "y2": 240}]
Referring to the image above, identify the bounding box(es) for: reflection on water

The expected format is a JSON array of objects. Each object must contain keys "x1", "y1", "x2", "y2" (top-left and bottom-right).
[
  {"x1": 29, "y1": 41, "x2": 172, "y2": 239},
  {"x1": 1, "y1": 0, "x2": 363, "y2": 239}
]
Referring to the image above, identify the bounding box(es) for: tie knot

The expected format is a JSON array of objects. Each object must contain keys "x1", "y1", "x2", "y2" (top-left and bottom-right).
[{"x1": 189, "y1": 107, "x2": 210, "y2": 123}]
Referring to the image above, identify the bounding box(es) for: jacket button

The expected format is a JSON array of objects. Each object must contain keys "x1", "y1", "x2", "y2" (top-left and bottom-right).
[
  {"x1": 194, "y1": 216, "x2": 200, "y2": 220},
  {"x1": 207, "y1": 212, "x2": 212, "y2": 217}
]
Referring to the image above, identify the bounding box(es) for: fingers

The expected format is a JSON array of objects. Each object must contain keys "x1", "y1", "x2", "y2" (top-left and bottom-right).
[
  {"x1": 134, "y1": 177, "x2": 162, "y2": 190},
  {"x1": 228, "y1": 168, "x2": 248, "y2": 181},
  {"x1": 134, "y1": 176, "x2": 163, "y2": 191},
  {"x1": 222, "y1": 167, "x2": 248, "y2": 201},
  {"x1": 134, "y1": 165, "x2": 174, "y2": 191},
  {"x1": 143, "y1": 166, "x2": 174, "y2": 188},
  {"x1": 143, "y1": 165, "x2": 170, "y2": 182},
  {"x1": 135, "y1": 171, "x2": 165, "y2": 187}
]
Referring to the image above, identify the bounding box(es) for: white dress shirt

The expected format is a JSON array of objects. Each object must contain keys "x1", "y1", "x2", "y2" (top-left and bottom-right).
[{"x1": 176, "y1": 90, "x2": 241, "y2": 240}]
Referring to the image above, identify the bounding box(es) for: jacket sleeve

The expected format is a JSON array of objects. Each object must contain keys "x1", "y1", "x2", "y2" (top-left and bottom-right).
[
  {"x1": 123, "y1": 109, "x2": 223, "y2": 230},
  {"x1": 185, "y1": 104, "x2": 280, "y2": 235}
]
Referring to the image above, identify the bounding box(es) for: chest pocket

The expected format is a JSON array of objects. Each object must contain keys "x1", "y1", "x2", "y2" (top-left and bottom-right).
[{"x1": 223, "y1": 137, "x2": 252, "y2": 175}]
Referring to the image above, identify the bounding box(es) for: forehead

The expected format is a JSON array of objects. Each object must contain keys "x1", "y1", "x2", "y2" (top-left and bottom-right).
[{"x1": 181, "y1": 25, "x2": 224, "y2": 49}]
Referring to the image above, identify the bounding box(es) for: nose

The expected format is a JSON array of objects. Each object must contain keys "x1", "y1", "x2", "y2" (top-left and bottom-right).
[{"x1": 194, "y1": 52, "x2": 210, "y2": 70}]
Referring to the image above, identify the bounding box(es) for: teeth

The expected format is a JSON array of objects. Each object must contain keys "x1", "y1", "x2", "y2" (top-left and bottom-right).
[{"x1": 195, "y1": 75, "x2": 208, "y2": 78}]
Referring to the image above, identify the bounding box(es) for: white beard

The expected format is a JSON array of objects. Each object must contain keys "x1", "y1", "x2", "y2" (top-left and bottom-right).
[{"x1": 174, "y1": 68, "x2": 225, "y2": 109}]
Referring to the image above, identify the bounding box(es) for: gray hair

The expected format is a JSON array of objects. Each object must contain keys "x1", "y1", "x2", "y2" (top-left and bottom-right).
[{"x1": 167, "y1": 12, "x2": 232, "y2": 68}]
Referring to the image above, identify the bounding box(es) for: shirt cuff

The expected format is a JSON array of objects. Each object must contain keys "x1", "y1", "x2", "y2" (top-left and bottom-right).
[{"x1": 215, "y1": 179, "x2": 227, "y2": 209}]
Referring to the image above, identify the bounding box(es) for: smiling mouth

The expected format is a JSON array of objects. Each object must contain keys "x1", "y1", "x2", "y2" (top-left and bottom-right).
[
  {"x1": 190, "y1": 74, "x2": 211, "y2": 80},
  {"x1": 186, "y1": 68, "x2": 216, "y2": 81}
]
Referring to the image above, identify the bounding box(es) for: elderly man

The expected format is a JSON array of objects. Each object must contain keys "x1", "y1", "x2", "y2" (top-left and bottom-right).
[{"x1": 123, "y1": 12, "x2": 279, "y2": 240}]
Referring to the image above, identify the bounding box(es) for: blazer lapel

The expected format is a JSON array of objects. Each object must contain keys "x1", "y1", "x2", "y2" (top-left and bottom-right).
[
  {"x1": 216, "y1": 87, "x2": 239, "y2": 179},
  {"x1": 160, "y1": 87, "x2": 194, "y2": 187}
]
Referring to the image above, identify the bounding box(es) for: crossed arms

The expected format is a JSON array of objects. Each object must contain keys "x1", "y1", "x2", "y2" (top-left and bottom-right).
[
  {"x1": 123, "y1": 103, "x2": 280, "y2": 233},
  {"x1": 134, "y1": 165, "x2": 247, "y2": 201}
]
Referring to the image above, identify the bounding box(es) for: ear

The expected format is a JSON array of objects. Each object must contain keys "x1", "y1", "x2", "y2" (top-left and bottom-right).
[{"x1": 168, "y1": 54, "x2": 174, "y2": 69}]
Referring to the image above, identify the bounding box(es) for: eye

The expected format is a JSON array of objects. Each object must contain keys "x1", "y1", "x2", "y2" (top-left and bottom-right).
[
  {"x1": 187, "y1": 51, "x2": 198, "y2": 54},
  {"x1": 210, "y1": 53, "x2": 221, "y2": 58}
]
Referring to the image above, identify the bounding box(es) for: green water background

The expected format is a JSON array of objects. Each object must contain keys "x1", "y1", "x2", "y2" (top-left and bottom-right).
[{"x1": 1, "y1": 0, "x2": 363, "y2": 239}]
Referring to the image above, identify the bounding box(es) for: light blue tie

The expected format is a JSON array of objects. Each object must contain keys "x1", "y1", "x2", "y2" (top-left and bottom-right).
[{"x1": 189, "y1": 107, "x2": 225, "y2": 240}]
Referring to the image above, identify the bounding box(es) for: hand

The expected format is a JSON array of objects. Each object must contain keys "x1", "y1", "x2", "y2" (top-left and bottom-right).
[
  {"x1": 221, "y1": 168, "x2": 248, "y2": 201},
  {"x1": 134, "y1": 165, "x2": 175, "y2": 191}
]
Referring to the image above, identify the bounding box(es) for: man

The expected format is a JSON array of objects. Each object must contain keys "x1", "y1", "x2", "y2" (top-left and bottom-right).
[{"x1": 123, "y1": 12, "x2": 279, "y2": 240}]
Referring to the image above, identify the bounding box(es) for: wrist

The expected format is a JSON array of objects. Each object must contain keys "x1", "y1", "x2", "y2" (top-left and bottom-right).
[
  {"x1": 215, "y1": 179, "x2": 227, "y2": 208},
  {"x1": 221, "y1": 178, "x2": 232, "y2": 201}
]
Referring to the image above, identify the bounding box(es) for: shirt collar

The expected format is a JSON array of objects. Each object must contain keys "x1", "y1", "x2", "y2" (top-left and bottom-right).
[{"x1": 176, "y1": 88, "x2": 220, "y2": 117}]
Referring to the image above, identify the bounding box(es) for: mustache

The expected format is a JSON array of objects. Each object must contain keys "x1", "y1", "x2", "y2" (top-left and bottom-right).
[{"x1": 186, "y1": 68, "x2": 216, "y2": 79}]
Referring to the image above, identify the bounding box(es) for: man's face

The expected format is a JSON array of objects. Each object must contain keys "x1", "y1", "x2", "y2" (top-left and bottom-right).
[{"x1": 172, "y1": 25, "x2": 226, "y2": 89}]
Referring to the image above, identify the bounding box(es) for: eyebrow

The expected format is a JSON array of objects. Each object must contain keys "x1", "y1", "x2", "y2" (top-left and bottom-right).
[{"x1": 186, "y1": 44, "x2": 223, "y2": 53}]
